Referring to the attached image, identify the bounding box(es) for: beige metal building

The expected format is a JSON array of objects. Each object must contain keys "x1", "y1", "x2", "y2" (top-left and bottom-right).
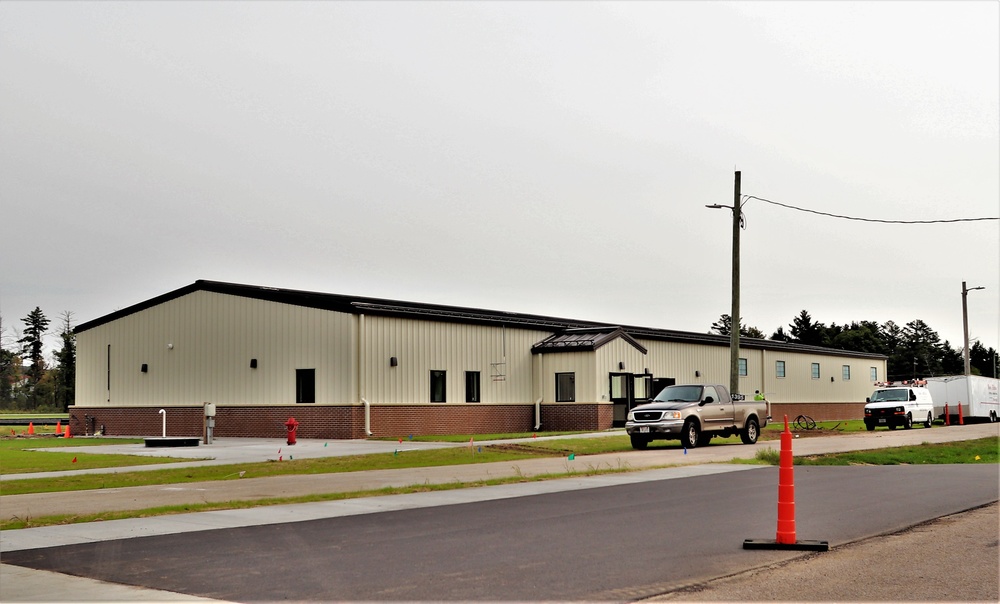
[{"x1": 70, "y1": 280, "x2": 887, "y2": 439}]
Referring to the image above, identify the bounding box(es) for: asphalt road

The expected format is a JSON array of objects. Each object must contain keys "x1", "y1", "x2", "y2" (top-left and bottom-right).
[{"x1": 4, "y1": 464, "x2": 997, "y2": 602}]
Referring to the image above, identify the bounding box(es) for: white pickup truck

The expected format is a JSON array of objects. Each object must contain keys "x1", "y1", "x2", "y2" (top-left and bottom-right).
[{"x1": 624, "y1": 384, "x2": 770, "y2": 449}]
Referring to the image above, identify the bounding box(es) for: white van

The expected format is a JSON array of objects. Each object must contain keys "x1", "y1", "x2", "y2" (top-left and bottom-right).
[{"x1": 863, "y1": 386, "x2": 935, "y2": 430}]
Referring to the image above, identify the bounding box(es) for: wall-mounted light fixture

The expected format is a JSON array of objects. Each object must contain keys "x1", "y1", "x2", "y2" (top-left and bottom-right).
[
  {"x1": 695, "y1": 370, "x2": 701, "y2": 377},
  {"x1": 141, "y1": 363, "x2": 148, "y2": 373},
  {"x1": 644, "y1": 368, "x2": 649, "y2": 375},
  {"x1": 390, "y1": 356, "x2": 398, "y2": 367},
  {"x1": 831, "y1": 376, "x2": 835, "y2": 383},
  {"x1": 167, "y1": 343, "x2": 174, "y2": 350},
  {"x1": 618, "y1": 361, "x2": 625, "y2": 370},
  {"x1": 250, "y1": 358, "x2": 258, "y2": 369}
]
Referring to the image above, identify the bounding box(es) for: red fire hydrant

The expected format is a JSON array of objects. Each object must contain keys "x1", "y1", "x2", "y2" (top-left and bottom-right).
[{"x1": 284, "y1": 417, "x2": 299, "y2": 445}]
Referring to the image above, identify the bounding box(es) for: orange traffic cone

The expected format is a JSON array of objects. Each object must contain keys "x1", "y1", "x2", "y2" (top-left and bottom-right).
[
  {"x1": 744, "y1": 415, "x2": 829, "y2": 551},
  {"x1": 63, "y1": 424, "x2": 72, "y2": 438},
  {"x1": 944, "y1": 404, "x2": 950, "y2": 426},
  {"x1": 55, "y1": 420, "x2": 62, "y2": 434},
  {"x1": 27, "y1": 422, "x2": 34, "y2": 435},
  {"x1": 775, "y1": 417, "x2": 797, "y2": 545}
]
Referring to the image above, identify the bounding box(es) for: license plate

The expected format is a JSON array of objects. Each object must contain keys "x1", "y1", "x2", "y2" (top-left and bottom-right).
[
  {"x1": 639, "y1": 426, "x2": 649, "y2": 433},
  {"x1": 878, "y1": 419, "x2": 886, "y2": 424}
]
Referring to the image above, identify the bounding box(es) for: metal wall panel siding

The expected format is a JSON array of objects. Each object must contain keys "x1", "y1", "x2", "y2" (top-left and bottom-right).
[
  {"x1": 361, "y1": 316, "x2": 548, "y2": 404},
  {"x1": 594, "y1": 340, "x2": 649, "y2": 399},
  {"x1": 633, "y1": 339, "x2": 731, "y2": 385},
  {"x1": 75, "y1": 291, "x2": 357, "y2": 407},
  {"x1": 540, "y1": 351, "x2": 594, "y2": 403}
]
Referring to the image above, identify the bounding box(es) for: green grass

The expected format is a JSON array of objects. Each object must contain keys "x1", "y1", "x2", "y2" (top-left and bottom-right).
[
  {"x1": 0, "y1": 442, "x2": 558, "y2": 497},
  {"x1": 0, "y1": 436, "x2": 183, "y2": 473},
  {"x1": 0, "y1": 465, "x2": 638, "y2": 530},
  {"x1": 742, "y1": 436, "x2": 999, "y2": 466},
  {"x1": 0, "y1": 413, "x2": 70, "y2": 420}
]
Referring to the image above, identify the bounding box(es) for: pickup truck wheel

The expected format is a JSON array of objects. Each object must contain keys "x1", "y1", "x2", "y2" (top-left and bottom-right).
[
  {"x1": 741, "y1": 417, "x2": 760, "y2": 444},
  {"x1": 904, "y1": 413, "x2": 913, "y2": 429},
  {"x1": 630, "y1": 434, "x2": 649, "y2": 450},
  {"x1": 681, "y1": 419, "x2": 699, "y2": 449},
  {"x1": 924, "y1": 412, "x2": 932, "y2": 428}
]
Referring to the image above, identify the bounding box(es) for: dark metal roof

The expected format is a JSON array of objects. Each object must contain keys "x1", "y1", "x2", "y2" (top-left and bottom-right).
[
  {"x1": 74, "y1": 279, "x2": 887, "y2": 360},
  {"x1": 531, "y1": 327, "x2": 648, "y2": 354}
]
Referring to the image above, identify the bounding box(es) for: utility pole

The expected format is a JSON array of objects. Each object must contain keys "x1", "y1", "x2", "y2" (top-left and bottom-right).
[
  {"x1": 730, "y1": 171, "x2": 741, "y2": 397},
  {"x1": 961, "y1": 281, "x2": 984, "y2": 376},
  {"x1": 707, "y1": 171, "x2": 745, "y2": 398}
]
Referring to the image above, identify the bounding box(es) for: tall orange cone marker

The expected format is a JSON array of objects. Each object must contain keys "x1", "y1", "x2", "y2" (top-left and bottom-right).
[
  {"x1": 63, "y1": 424, "x2": 72, "y2": 438},
  {"x1": 944, "y1": 404, "x2": 950, "y2": 426},
  {"x1": 27, "y1": 422, "x2": 34, "y2": 435},
  {"x1": 958, "y1": 402, "x2": 964, "y2": 425},
  {"x1": 55, "y1": 420, "x2": 62, "y2": 434},
  {"x1": 743, "y1": 415, "x2": 828, "y2": 551}
]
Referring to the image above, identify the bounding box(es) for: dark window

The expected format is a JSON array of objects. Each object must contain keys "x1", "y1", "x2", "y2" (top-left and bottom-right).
[
  {"x1": 296, "y1": 369, "x2": 315, "y2": 403},
  {"x1": 431, "y1": 370, "x2": 447, "y2": 402},
  {"x1": 465, "y1": 371, "x2": 481, "y2": 403},
  {"x1": 556, "y1": 372, "x2": 575, "y2": 402}
]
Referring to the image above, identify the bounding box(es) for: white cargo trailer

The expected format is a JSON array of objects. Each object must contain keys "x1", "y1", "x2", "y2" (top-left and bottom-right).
[{"x1": 924, "y1": 375, "x2": 1000, "y2": 422}]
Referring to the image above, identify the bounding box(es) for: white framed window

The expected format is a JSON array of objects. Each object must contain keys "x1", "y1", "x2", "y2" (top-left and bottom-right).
[
  {"x1": 430, "y1": 370, "x2": 446, "y2": 402},
  {"x1": 842, "y1": 365, "x2": 851, "y2": 381},
  {"x1": 556, "y1": 372, "x2": 575, "y2": 402},
  {"x1": 776, "y1": 360, "x2": 786, "y2": 378},
  {"x1": 465, "y1": 371, "x2": 480, "y2": 403},
  {"x1": 811, "y1": 363, "x2": 820, "y2": 379},
  {"x1": 738, "y1": 358, "x2": 748, "y2": 376},
  {"x1": 870, "y1": 367, "x2": 878, "y2": 382}
]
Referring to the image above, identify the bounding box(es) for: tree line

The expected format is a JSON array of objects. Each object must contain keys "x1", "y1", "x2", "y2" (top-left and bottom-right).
[
  {"x1": 0, "y1": 308, "x2": 75, "y2": 412},
  {"x1": 711, "y1": 310, "x2": 999, "y2": 381}
]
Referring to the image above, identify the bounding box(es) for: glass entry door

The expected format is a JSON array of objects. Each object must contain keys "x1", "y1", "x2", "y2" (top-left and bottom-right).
[{"x1": 610, "y1": 373, "x2": 633, "y2": 426}]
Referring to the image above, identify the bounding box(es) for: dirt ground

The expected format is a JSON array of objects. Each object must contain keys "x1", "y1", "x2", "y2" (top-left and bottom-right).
[{"x1": 650, "y1": 502, "x2": 1000, "y2": 602}]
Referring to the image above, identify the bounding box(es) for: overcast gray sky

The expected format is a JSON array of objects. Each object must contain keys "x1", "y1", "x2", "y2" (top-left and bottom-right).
[{"x1": 2, "y1": 1, "x2": 998, "y2": 361}]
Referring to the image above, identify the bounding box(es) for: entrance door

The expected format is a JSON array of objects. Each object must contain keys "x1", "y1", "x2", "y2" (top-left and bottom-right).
[
  {"x1": 651, "y1": 377, "x2": 676, "y2": 400},
  {"x1": 610, "y1": 373, "x2": 633, "y2": 426}
]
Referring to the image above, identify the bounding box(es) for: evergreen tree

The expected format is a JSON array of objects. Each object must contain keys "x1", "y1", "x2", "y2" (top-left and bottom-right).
[
  {"x1": 769, "y1": 326, "x2": 792, "y2": 342},
  {"x1": 831, "y1": 321, "x2": 886, "y2": 355},
  {"x1": 18, "y1": 307, "x2": 50, "y2": 409},
  {"x1": 0, "y1": 314, "x2": 20, "y2": 406},
  {"x1": 53, "y1": 311, "x2": 76, "y2": 412},
  {"x1": 788, "y1": 310, "x2": 829, "y2": 347},
  {"x1": 969, "y1": 341, "x2": 998, "y2": 378},
  {"x1": 710, "y1": 314, "x2": 765, "y2": 339}
]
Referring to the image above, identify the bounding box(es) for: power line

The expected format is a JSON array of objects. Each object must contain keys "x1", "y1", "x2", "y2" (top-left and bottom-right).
[{"x1": 745, "y1": 195, "x2": 1000, "y2": 224}]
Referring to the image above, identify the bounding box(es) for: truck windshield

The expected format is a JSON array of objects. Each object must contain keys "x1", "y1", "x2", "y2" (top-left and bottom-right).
[
  {"x1": 653, "y1": 385, "x2": 703, "y2": 402},
  {"x1": 870, "y1": 389, "x2": 908, "y2": 402}
]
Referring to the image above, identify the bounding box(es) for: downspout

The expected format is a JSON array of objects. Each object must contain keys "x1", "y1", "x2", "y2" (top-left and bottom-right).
[
  {"x1": 359, "y1": 314, "x2": 372, "y2": 436},
  {"x1": 362, "y1": 398, "x2": 372, "y2": 437},
  {"x1": 534, "y1": 397, "x2": 542, "y2": 430}
]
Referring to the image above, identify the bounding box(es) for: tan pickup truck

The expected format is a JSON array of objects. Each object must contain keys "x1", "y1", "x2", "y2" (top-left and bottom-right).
[{"x1": 624, "y1": 384, "x2": 770, "y2": 450}]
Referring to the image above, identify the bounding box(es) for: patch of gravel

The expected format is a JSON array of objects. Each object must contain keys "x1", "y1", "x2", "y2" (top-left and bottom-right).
[{"x1": 648, "y1": 502, "x2": 999, "y2": 602}]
